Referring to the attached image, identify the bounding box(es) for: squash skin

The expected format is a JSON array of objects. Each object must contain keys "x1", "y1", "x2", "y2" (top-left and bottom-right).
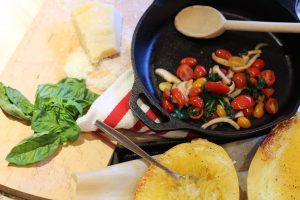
[
  {"x1": 134, "y1": 139, "x2": 239, "y2": 200},
  {"x1": 248, "y1": 113, "x2": 300, "y2": 200}
]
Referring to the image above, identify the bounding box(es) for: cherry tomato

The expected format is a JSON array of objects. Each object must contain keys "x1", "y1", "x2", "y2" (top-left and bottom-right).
[
  {"x1": 261, "y1": 87, "x2": 275, "y2": 98},
  {"x1": 251, "y1": 59, "x2": 265, "y2": 70},
  {"x1": 193, "y1": 65, "x2": 207, "y2": 79},
  {"x1": 161, "y1": 98, "x2": 174, "y2": 113},
  {"x1": 163, "y1": 89, "x2": 171, "y2": 101},
  {"x1": 176, "y1": 64, "x2": 193, "y2": 81},
  {"x1": 180, "y1": 57, "x2": 198, "y2": 67},
  {"x1": 249, "y1": 77, "x2": 257, "y2": 85},
  {"x1": 188, "y1": 96, "x2": 204, "y2": 109},
  {"x1": 231, "y1": 95, "x2": 255, "y2": 110},
  {"x1": 204, "y1": 82, "x2": 230, "y2": 95},
  {"x1": 247, "y1": 67, "x2": 261, "y2": 77},
  {"x1": 265, "y1": 98, "x2": 279, "y2": 114},
  {"x1": 220, "y1": 68, "x2": 228, "y2": 75},
  {"x1": 188, "y1": 107, "x2": 204, "y2": 119},
  {"x1": 260, "y1": 70, "x2": 275, "y2": 86},
  {"x1": 232, "y1": 72, "x2": 247, "y2": 89},
  {"x1": 189, "y1": 87, "x2": 202, "y2": 97},
  {"x1": 171, "y1": 88, "x2": 186, "y2": 107},
  {"x1": 207, "y1": 112, "x2": 218, "y2": 121},
  {"x1": 215, "y1": 49, "x2": 232, "y2": 60},
  {"x1": 242, "y1": 107, "x2": 254, "y2": 118}
]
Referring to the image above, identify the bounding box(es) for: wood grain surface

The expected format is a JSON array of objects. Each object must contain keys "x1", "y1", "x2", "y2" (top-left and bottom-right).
[{"x1": 0, "y1": 0, "x2": 152, "y2": 199}]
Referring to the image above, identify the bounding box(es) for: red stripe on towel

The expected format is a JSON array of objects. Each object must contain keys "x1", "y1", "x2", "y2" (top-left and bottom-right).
[{"x1": 104, "y1": 91, "x2": 131, "y2": 128}]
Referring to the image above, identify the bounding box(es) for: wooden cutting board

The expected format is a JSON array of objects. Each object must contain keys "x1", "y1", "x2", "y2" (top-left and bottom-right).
[{"x1": 0, "y1": 0, "x2": 152, "y2": 199}]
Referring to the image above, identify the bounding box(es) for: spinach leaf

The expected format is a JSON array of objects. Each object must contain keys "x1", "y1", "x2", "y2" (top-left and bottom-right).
[
  {"x1": 206, "y1": 73, "x2": 222, "y2": 82},
  {"x1": 255, "y1": 78, "x2": 266, "y2": 89},
  {"x1": 6, "y1": 131, "x2": 60, "y2": 165},
  {"x1": 203, "y1": 98, "x2": 218, "y2": 119},
  {"x1": 0, "y1": 83, "x2": 34, "y2": 121},
  {"x1": 218, "y1": 98, "x2": 234, "y2": 117}
]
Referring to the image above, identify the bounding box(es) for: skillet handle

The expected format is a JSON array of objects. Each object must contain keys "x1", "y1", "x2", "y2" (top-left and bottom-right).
[{"x1": 129, "y1": 81, "x2": 190, "y2": 132}]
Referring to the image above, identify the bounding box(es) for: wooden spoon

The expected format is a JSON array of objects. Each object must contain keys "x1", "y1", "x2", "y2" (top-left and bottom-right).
[{"x1": 175, "y1": 5, "x2": 300, "y2": 39}]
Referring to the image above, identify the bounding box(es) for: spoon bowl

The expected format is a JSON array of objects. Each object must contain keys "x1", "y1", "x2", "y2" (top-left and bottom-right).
[{"x1": 175, "y1": 5, "x2": 300, "y2": 39}]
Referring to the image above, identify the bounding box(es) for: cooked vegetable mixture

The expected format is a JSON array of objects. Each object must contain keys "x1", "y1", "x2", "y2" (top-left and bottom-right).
[{"x1": 156, "y1": 43, "x2": 278, "y2": 130}]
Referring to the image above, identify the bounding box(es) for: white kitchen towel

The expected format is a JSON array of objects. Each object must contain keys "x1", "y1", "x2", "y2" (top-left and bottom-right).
[{"x1": 77, "y1": 69, "x2": 198, "y2": 138}]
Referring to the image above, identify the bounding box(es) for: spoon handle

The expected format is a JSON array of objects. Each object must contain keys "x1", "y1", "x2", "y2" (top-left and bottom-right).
[
  {"x1": 225, "y1": 20, "x2": 300, "y2": 33},
  {"x1": 95, "y1": 120, "x2": 181, "y2": 179}
]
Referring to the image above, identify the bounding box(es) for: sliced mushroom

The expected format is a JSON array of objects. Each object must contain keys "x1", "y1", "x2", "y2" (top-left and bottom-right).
[
  {"x1": 155, "y1": 68, "x2": 181, "y2": 83},
  {"x1": 212, "y1": 65, "x2": 231, "y2": 85},
  {"x1": 227, "y1": 81, "x2": 235, "y2": 94},
  {"x1": 211, "y1": 53, "x2": 230, "y2": 67},
  {"x1": 247, "y1": 49, "x2": 262, "y2": 56},
  {"x1": 226, "y1": 69, "x2": 234, "y2": 79},
  {"x1": 232, "y1": 53, "x2": 261, "y2": 72},
  {"x1": 234, "y1": 111, "x2": 244, "y2": 119},
  {"x1": 201, "y1": 117, "x2": 240, "y2": 130},
  {"x1": 255, "y1": 43, "x2": 268, "y2": 50},
  {"x1": 228, "y1": 88, "x2": 243, "y2": 98},
  {"x1": 159, "y1": 82, "x2": 172, "y2": 91}
]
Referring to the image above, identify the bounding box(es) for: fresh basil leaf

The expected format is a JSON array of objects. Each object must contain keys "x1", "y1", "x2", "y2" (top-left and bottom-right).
[
  {"x1": 31, "y1": 110, "x2": 63, "y2": 133},
  {"x1": 35, "y1": 78, "x2": 98, "y2": 116},
  {"x1": 6, "y1": 131, "x2": 60, "y2": 165},
  {"x1": 59, "y1": 124, "x2": 80, "y2": 143},
  {"x1": 0, "y1": 83, "x2": 34, "y2": 121},
  {"x1": 5, "y1": 86, "x2": 35, "y2": 116}
]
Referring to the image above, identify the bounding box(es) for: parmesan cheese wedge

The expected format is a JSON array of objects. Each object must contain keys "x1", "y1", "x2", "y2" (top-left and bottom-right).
[{"x1": 72, "y1": 2, "x2": 122, "y2": 65}]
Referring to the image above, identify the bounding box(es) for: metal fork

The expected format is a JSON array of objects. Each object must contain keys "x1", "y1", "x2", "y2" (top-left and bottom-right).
[{"x1": 95, "y1": 120, "x2": 192, "y2": 180}]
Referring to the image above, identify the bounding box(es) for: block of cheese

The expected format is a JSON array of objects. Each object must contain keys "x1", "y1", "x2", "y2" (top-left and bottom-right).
[{"x1": 72, "y1": 2, "x2": 122, "y2": 65}]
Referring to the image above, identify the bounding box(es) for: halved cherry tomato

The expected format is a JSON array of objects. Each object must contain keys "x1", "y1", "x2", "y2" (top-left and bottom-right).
[
  {"x1": 193, "y1": 65, "x2": 207, "y2": 79},
  {"x1": 188, "y1": 96, "x2": 204, "y2": 108},
  {"x1": 176, "y1": 64, "x2": 193, "y2": 81},
  {"x1": 215, "y1": 49, "x2": 232, "y2": 60},
  {"x1": 265, "y1": 97, "x2": 279, "y2": 114},
  {"x1": 204, "y1": 82, "x2": 230, "y2": 95},
  {"x1": 220, "y1": 68, "x2": 228, "y2": 75},
  {"x1": 232, "y1": 72, "x2": 247, "y2": 89},
  {"x1": 242, "y1": 107, "x2": 254, "y2": 118},
  {"x1": 249, "y1": 77, "x2": 257, "y2": 85},
  {"x1": 231, "y1": 95, "x2": 255, "y2": 110},
  {"x1": 247, "y1": 67, "x2": 261, "y2": 77},
  {"x1": 189, "y1": 87, "x2": 202, "y2": 97},
  {"x1": 171, "y1": 88, "x2": 186, "y2": 107},
  {"x1": 260, "y1": 70, "x2": 275, "y2": 86},
  {"x1": 261, "y1": 87, "x2": 275, "y2": 98},
  {"x1": 228, "y1": 56, "x2": 245, "y2": 68},
  {"x1": 161, "y1": 98, "x2": 174, "y2": 113},
  {"x1": 180, "y1": 57, "x2": 197, "y2": 67},
  {"x1": 189, "y1": 107, "x2": 204, "y2": 119},
  {"x1": 251, "y1": 59, "x2": 265, "y2": 70},
  {"x1": 163, "y1": 89, "x2": 171, "y2": 101}
]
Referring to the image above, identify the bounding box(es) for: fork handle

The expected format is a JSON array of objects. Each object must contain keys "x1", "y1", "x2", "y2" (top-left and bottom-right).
[{"x1": 95, "y1": 120, "x2": 180, "y2": 179}]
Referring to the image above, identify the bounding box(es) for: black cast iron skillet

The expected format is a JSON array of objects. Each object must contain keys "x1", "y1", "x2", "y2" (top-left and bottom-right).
[{"x1": 130, "y1": 0, "x2": 300, "y2": 139}]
